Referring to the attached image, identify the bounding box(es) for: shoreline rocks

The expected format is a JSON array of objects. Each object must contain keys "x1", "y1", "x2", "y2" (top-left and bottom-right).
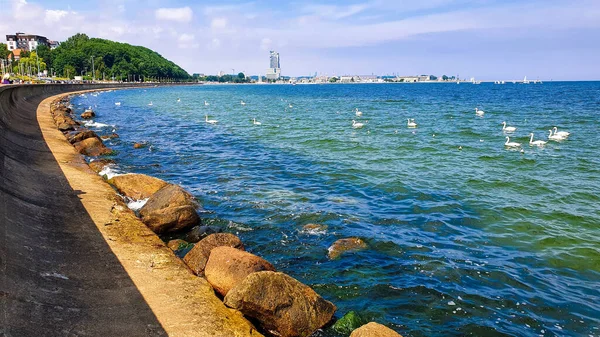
[
  {"x1": 108, "y1": 173, "x2": 168, "y2": 200},
  {"x1": 328, "y1": 237, "x2": 368, "y2": 259},
  {"x1": 73, "y1": 137, "x2": 113, "y2": 157},
  {"x1": 205, "y1": 246, "x2": 276, "y2": 296},
  {"x1": 350, "y1": 322, "x2": 403, "y2": 337},
  {"x1": 224, "y1": 271, "x2": 336, "y2": 337},
  {"x1": 183, "y1": 233, "x2": 244, "y2": 276}
]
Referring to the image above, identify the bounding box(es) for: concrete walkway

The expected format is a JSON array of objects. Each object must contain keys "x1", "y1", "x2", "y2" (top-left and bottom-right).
[{"x1": 0, "y1": 84, "x2": 261, "y2": 337}]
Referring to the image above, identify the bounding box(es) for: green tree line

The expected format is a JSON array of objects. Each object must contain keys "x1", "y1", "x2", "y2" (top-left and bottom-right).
[{"x1": 1, "y1": 33, "x2": 190, "y2": 80}]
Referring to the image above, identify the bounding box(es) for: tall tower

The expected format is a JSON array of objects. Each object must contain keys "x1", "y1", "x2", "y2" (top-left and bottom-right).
[{"x1": 266, "y1": 50, "x2": 281, "y2": 80}]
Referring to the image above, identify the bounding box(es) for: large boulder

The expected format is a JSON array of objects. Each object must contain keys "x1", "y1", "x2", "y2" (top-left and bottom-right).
[
  {"x1": 73, "y1": 137, "x2": 112, "y2": 157},
  {"x1": 107, "y1": 174, "x2": 168, "y2": 200},
  {"x1": 139, "y1": 184, "x2": 198, "y2": 218},
  {"x1": 183, "y1": 233, "x2": 244, "y2": 276},
  {"x1": 68, "y1": 130, "x2": 99, "y2": 144},
  {"x1": 142, "y1": 205, "x2": 199, "y2": 234},
  {"x1": 224, "y1": 271, "x2": 336, "y2": 337},
  {"x1": 88, "y1": 159, "x2": 115, "y2": 173},
  {"x1": 327, "y1": 238, "x2": 368, "y2": 259},
  {"x1": 350, "y1": 322, "x2": 403, "y2": 337},
  {"x1": 205, "y1": 246, "x2": 276, "y2": 296},
  {"x1": 184, "y1": 225, "x2": 222, "y2": 243},
  {"x1": 80, "y1": 109, "x2": 95, "y2": 119}
]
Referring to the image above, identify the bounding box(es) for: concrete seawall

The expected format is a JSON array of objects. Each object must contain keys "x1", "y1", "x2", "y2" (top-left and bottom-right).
[{"x1": 0, "y1": 84, "x2": 261, "y2": 337}]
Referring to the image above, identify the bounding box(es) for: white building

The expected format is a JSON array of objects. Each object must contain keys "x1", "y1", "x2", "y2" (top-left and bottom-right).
[{"x1": 266, "y1": 50, "x2": 281, "y2": 80}]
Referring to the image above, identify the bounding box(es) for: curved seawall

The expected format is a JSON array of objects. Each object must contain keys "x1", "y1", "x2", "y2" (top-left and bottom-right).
[{"x1": 0, "y1": 84, "x2": 260, "y2": 337}]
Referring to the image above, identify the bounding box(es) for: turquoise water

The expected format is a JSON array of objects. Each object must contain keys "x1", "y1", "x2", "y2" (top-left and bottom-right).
[{"x1": 74, "y1": 82, "x2": 600, "y2": 336}]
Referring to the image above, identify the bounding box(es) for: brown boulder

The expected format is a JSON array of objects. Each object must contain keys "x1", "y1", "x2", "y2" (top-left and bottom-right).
[
  {"x1": 80, "y1": 109, "x2": 95, "y2": 119},
  {"x1": 183, "y1": 233, "x2": 244, "y2": 276},
  {"x1": 58, "y1": 122, "x2": 75, "y2": 132},
  {"x1": 107, "y1": 174, "x2": 168, "y2": 200},
  {"x1": 68, "y1": 130, "x2": 99, "y2": 144},
  {"x1": 139, "y1": 184, "x2": 198, "y2": 218},
  {"x1": 73, "y1": 137, "x2": 112, "y2": 157},
  {"x1": 167, "y1": 239, "x2": 189, "y2": 251},
  {"x1": 205, "y1": 246, "x2": 275, "y2": 296},
  {"x1": 327, "y1": 238, "x2": 368, "y2": 259},
  {"x1": 224, "y1": 271, "x2": 336, "y2": 337},
  {"x1": 142, "y1": 205, "x2": 199, "y2": 234},
  {"x1": 302, "y1": 224, "x2": 328, "y2": 232},
  {"x1": 101, "y1": 133, "x2": 119, "y2": 140},
  {"x1": 88, "y1": 159, "x2": 115, "y2": 173},
  {"x1": 133, "y1": 142, "x2": 146, "y2": 149},
  {"x1": 350, "y1": 322, "x2": 403, "y2": 337}
]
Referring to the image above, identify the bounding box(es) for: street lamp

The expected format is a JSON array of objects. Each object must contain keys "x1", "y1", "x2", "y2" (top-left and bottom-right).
[{"x1": 91, "y1": 56, "x2": 95, "y2": 81}]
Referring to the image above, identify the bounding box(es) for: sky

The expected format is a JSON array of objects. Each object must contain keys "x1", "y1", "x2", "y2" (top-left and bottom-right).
[{"x1": 0, "y1": 0, "x2": 599, "y2": 80}]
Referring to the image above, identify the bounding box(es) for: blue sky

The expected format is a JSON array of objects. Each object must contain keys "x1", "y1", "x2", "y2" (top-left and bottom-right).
[{"x1": 1, "y1": 0, "x2": 599, "y2": 80}]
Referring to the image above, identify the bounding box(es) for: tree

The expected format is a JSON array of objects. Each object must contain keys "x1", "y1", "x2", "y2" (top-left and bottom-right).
[
  {"x1": 329, "y1": 77, "x2": 339, "y2": 83},
  {"x1": 442, "y1": 75, "x2": 449, "y2": 81},
  {"x1": 237, "y1": 72, "x2": 245, "y2": 79},
  {"x1": 0, "y1": 43, "x2": 9, "y2": 60},
  {"x1": 19, "y1": 51, "x2": 47, "y2": 74}
]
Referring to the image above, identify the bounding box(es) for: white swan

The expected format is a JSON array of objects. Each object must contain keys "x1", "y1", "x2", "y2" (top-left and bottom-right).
[
  {"x1": 505, "y1": 136, "x2": 521, "y2": 147},
  {"x1": 548, "y1": 129, "x2": 564, "y2": 141},
  {"x1": 288, "y1": 103, "x2": 293, "y2": 108},
  {"x1": 502, "y1": 121, "x2": 516, "y2": 132},
  {"x1": 355, "y1": 108, "x2": 362, "y2": 117},
  {"x1": 241, "y1": 100, "x2": 246, "y2": 106},
  {"x1": 205, "y1": 115, "x2": 218, "y2": 124},
  {"x1": 553, "y1": 127, "x2": 570, "y2": 138},
  {"x1": 407, "y1": 118, "x2": 417, "y2": 128},
  {"x1": 114, "y1": 102, "x2": 121, "y2": 106},
  {"x1": 177, "y1": 98, "x2": 181, "y2": 102},
  {"x1": 475, "y1": 108, "x2": 484, "y2": 116},
  {"x1": 529, "y1": 133, "x2": 547, "y2": 146},
  {"x1": 352, "y1": 120, "x2": 364, "y2": 129},
  {"x1": 204, "y1": 100, "x2": 210, "y2": 106},
  {"x1": 252, "y1": 118, "x2": 261, "y2": 125},
  {"x1": 148, "y1": 101, "x2": 153, "y2": 106}
]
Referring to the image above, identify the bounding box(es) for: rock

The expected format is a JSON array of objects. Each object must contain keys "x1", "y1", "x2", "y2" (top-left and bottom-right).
[
  {"x1": 107, "y1": 174, "x2": 168, "y2": 200},
  {"x1": 167, "y1": 239, "x2": 189, "y2": 251},
  {"x1": 68, "y1": 130, "x2": 99, "y2": 144},
  {"x1": 327, "y1": 238, "x2": 368, "y2": 260},
  {"x1": 332, "y1": 311, "x2": 365, "y2": 335},
  {"x1": 302, "y1": 223, "x2": 328, "y2": 232},
  {"x1": 101, "y1": 133, "x2": 119, "y2": 140},
  {"x1": 142, "y1": 205, "x2": 200, "y2": 234},
  {"x1": 58, "y1": 122, "x2": 75, "y2": 132},
  {"x1": 73, "y1": 137, "x2": 112, "y2": 157},
  {"x1": 184, "y1": 225, "x2": 222, "y2": 243},
  {"x1": 205, "y1": 246, "x2": 276, "y2": 296},
  {"x1": 350, "y1": 322, "x2": 403, "y2": 337},
  {"x1": 133, "y1": 142, "x2": 146, "y2": 149},
  {"x1": 224, "y1": 271, "x2": 336, "y2": 337},
  {"x1": 183, "y1": 233, "x2": 244, "y2": 276},
  {"x1": 88, "y1": 159, "x2": 115, "y2": 173},
  {"x1": 139, "y1": 184, "x2": 198, "y2": 218},
  {"x1": 80, "y1": 109, "x2": 95, "y2": 119}
]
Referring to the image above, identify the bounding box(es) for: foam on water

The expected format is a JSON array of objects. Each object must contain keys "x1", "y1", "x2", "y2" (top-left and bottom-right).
[
  {"x1": 126, "y1": 197, "x2": 149, "y2": 211},
  {"x1": 84, "y1": 120, "x2": 113, "y2": 128},
  {"x1": 98, "y1": 165, "x2": 122, "y2": 180}
]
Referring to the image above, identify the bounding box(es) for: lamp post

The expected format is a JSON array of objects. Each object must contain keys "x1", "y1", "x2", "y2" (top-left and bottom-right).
[
  {"x1": 35, "y1": 44, "x2": 40, "y2": 79},
  {"x1": 91, "y1": 56, "x2": 95, "y2": 81}
]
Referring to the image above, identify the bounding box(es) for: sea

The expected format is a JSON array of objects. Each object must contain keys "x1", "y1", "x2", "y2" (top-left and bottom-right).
[{"x1": 72, "y1": 82, "x2": 600, "y2": 337}]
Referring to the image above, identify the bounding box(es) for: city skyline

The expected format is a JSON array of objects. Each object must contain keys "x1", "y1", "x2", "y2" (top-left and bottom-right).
[{"x1": 1, "y1": 0, "x2": 599, "y2": 80}]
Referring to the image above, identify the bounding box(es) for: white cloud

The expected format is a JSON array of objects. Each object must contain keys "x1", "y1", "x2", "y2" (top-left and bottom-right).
[
  {"x1": 12, "y1": 0, "x2": 44, "y2": 21},
  {"x1": 260, "y1": 38, "x2": 272, "y2": 51},
  {"x1": 44, "y1": 9, "x2": 70, "y2": 25},
  {"x1": 155, "y1": 7, "x2": 193, "y2": 23},
  {"x1": 211, "y1": 17, "x2": 228, "y2": 29}
]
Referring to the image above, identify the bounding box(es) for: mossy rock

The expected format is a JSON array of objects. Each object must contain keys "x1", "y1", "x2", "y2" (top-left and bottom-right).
[{"x1": 332, "y1": 311, "x2": 365, "y2": 334}]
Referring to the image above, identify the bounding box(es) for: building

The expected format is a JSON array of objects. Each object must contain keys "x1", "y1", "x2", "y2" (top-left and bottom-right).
[
  {"x1": 6, "y1": 33, "x2": 56, "y2": 51},
  {"x1": 266, "y1": 50, "x2": 281, "y2": 80},
  {"x1": 9, "y1": 49, "x2": 23, "y2": 61}
]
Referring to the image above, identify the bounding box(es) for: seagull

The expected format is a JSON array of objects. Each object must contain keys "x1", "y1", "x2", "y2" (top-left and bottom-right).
[
  {"x1": 177, "y1": 98, "x2": 181, "y2": 102},
  {"x1": 114, "y1": 102, "x2": 121, "y2": 106},
  {"x1": 205, "y1": 115, "x2": 218, "y2": 124}
]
